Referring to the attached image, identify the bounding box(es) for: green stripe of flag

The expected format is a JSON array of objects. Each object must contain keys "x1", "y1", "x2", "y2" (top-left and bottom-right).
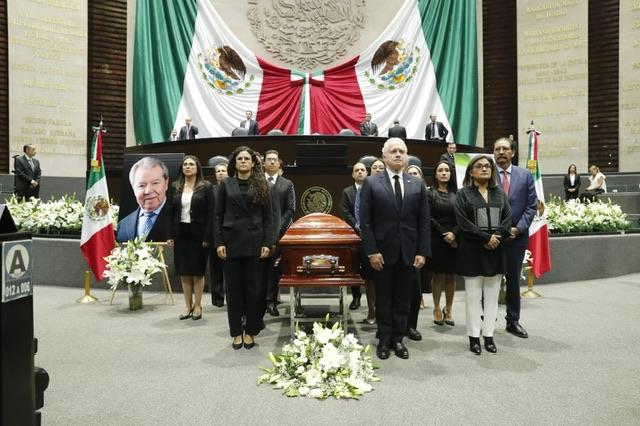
[
  {"x1": 418, "y1": 0, "x2": 478, "y2": 146},
  {"x1": 133, "y1": 0, "x2": 198, "y2": 144}
]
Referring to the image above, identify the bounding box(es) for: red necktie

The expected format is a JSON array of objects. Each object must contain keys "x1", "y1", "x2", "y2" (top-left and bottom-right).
[{"x1": 501, "y1": 170, "x2": 510, "y2": 195}]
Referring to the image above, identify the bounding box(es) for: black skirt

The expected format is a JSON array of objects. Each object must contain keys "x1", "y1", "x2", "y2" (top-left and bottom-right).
[{"x1": 174, "y1": 223, "x2": 210, "y2": 276}]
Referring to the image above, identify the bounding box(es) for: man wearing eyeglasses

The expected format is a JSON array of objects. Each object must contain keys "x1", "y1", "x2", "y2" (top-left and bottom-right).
[{"x1": 493, "y1": 137, "x2": 537, "y2": 339}]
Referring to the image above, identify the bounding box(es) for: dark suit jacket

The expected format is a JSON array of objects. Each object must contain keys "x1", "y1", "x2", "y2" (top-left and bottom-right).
[
  {"x1": 563, "y1": 174, "x2": 581, "y2": 193},
  {"x1": 14, "y1": 155, "x2": 42, "y2": 198},
  {"x1": 178, "y1": 125, "x2": 198, "y2": 140},
  {"x1": 359, "y1": 121, "x2": 379, "y2": 136},
  {"x1": 169, "y1": 181, "x2": 215, "y2": 243},
  {"x1": 268, "y1": 176, "x2": 295, "y2": 239},
  {"x1": 360, "y1": 171, "x2": 431, "y2": 266},
  {"x1": 116, "y1": 203, "x2": 172, "y2": 243},
  {"x1": 239, "y1": 119, "x2": 260, "y2": 136},
  {"x1": 424, "y1": 122, "x2": 449, "y2": 141},
  {"x1": 214, "y1": 177, "x2": 275, "y2": 258},
  {"x1": 501, "y1": 165, "x2": 538, "y2": 247},
  {"x1": 387, "y1": 125, "x2": 407, "y2": 139},
  {"x1": 340, "y1": 184, "x2": 358, "y2": 230}
]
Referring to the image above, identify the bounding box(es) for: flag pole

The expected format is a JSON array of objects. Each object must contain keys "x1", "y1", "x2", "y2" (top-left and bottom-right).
[{"x1": 76, "y1": 271, "x2": 99, "y2": 303}]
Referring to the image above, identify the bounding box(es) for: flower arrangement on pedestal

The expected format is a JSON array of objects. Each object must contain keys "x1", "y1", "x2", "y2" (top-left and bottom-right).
[
  {"x1": 6, "y1": 194, "x2": 119, "y2": 235},
  {"x1": 258, "y1": 315, "x2": 380, "y2": 400},
  {"x1": 102, "y1": 238, "x2": 165, "y2": 310}
]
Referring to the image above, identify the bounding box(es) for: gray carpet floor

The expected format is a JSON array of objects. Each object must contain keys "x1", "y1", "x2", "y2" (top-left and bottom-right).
[{"x1": 33, "y1": 273, "x2": 640, "y2": 425}]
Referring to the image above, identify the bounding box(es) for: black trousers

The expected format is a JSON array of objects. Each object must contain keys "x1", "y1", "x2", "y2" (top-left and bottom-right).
[
  {"x1": 265, "y1": 246, "x2": 281, "y2": 304},
  {"x1": 224, "y1": 256, "x2": 262, "y2": 337},
  {"x1": 504, "y1": 243, "x2": 527, "y2": 323},
  {"x1": 407, "y1": 270, "x2": 422, "y2": 330},
  {"x1": 374, "y1": 263, "x2": 413, "y2": 344},
  {"x1": 209, "y1": 254, "x2": 224, "y2": 304}
]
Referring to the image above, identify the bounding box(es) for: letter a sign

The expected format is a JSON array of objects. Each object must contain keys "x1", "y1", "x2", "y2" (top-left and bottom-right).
[{"x1": 2, "y1": 240, "x2": 33, "y2": 303}]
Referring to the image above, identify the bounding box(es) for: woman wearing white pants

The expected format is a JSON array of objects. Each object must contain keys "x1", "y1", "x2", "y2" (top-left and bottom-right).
[{"x1": 454, "y1": 155, "x2": 512, "y2": 355}]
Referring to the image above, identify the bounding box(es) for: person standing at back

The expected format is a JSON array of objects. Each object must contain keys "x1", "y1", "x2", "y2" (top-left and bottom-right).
[
  {"x1": 493, "y1": 137, "x2": 537, "y2": 339},
  {"x1": 14, "y1": 144, "x2": 41, "y2": 199}
]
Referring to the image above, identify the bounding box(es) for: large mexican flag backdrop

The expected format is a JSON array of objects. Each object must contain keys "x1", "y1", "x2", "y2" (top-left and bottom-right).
[{"x1": 133, "y1": 0, "x2": 477, "y2": 144}]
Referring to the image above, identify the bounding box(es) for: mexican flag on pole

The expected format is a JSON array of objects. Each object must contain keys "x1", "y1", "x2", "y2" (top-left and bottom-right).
[
  {"x1": 80, "y1": 126, "x2": 116, "y2": 280},
  {"x1": 526, "y1": 127, "x2": 552, "y2": 277},
  {"x1": 133, "y1": 0, "x2": 477, "y2": 144}
]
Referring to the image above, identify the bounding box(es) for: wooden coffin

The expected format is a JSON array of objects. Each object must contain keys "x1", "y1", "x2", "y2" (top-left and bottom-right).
[{"x1": 279, "y1": 213, "x2": 365, "y2": 287}]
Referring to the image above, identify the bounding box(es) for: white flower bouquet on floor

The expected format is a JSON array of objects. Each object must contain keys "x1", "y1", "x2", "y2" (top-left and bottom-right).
[
  {"x1": 102, "y1": 238, "x2": 165, "y2": 290},
  {"x1": 258, "y1": 315, "x2": 380, "y2": 399},
  {"x1": 546, "y1": 197, "x2": 630, "y2": 233}
]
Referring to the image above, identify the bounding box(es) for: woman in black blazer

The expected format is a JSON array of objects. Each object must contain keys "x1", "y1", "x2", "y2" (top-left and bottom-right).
[
  {"x1": 215, "y1": 146, "x2": 275, "y2": 350},
  {"x1": 563, "y1": 163, "x2": 580, "y2": 201},
  {"x1": 167, "y1": 155, "x2": 214, "y2": 321}
]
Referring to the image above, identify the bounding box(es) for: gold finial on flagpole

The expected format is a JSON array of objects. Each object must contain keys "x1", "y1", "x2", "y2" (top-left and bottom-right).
[{"x1": 76, "y1": 271, "x2": 99, "y2": 303}]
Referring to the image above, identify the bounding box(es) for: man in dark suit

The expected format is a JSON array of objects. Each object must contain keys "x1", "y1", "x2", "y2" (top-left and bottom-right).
[
  {"x1": 341, "y1": 162, "x2": 367, "y2": 310},
  {"x1": 359, "y1": 113, "x2": 379, "y2": 136},
  {"x1": 239, "y1": 110, "x2": 260, "y2": 136},
  {"x1": 360, "y1": 138, "x2": 431, "y2": 360},
  {"x1": 178, "y1": 117, "x2": 198, "y2": 140},
  {"x1": 14, "y1": 144, "x2": 42, "y2": 199},
  {"x1": 387, "y1": 118, "x2": 406, "y2": 139},
  {"x1": 424, "y1": 113, "x2": 449, "y2": 143},
  {"x1": 169, "y1": 129, "x2": 178, "y2": 141},
  {"x1": 494, "y1": 137, "x2": 538, "y2": 339},
  {"x1": 116, "y1": 157, "x2": 171, "y2": 243},
  {"x1": 439, "y1": 142, "x2": 458, "y2": 186},
  {"x1": 263, "y1": 150, "x2": 295, "y2": 317},
  {"x1": 210, "y1": 162, "x2": 228, "y2": 307}
]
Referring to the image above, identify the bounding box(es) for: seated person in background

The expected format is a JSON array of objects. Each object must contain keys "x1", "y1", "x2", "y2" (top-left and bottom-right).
[
  {"x1": 563, "y1": 163, "x2": 580, "y2": 201},
  {"x1": 178, "y1": 117, "x2": 198, "y2": 140},
  {"x1": 240, "y1": 110, "x2": 260, "y2": 135},
  {"x1": 581, "y1": 164, "x2": 606, "y2": 201},
  {"x1": 359, "y1": 113, "x2": 379, "y2": 136}
]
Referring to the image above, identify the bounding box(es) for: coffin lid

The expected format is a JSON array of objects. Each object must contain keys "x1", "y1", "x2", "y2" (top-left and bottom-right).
[{"x1": 280, "y1": 213, "x2": 361, "y2": 245}]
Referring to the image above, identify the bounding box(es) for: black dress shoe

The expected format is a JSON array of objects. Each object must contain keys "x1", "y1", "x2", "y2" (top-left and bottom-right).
[
  {"x1": 349, "y1": 295, "x2": 361, "y2": 310},
  {"x1": 212, "y1": 299, "x2": 224, "y2": 307},
  {"x1": 469, "y1": 337, "x2": 481, "y2": 355},
  {"x1": 376, "y1": 343, "x2": 390, "y2": 360},
  {"x1": 433, "y1": 308, "x2": 444, "y2": 326},
  {"x1": 179, "y1": 308, "x2": 194, "y2": 320},
  {"x1": 192, "y1": 308, "x2": 202, "y2": 321},
  {"x1": 392, "y1": 342, "x2": 409, "y2": 359},
  {"x1": 484, "y1": 336, "x2": 497, "y2": 353},
  {"x1": 506, "y1": 322, "x2": 528, "y2": 338},
  {"x1": 243, "y1": 335, "x2": 255, "y2": 350},
  {"x1": 266, "y1": 303, "x2": 280, "y2": 317},
  {"x1": 232, "y1": 337, "x2": 243, "y2": 350},
  {"x1": 406, "y1": 328, "x2": 422, "y2": 341}
]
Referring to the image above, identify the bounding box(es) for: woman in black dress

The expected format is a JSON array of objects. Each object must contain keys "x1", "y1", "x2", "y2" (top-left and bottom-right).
[
  {"x1": 563, "y1": 163, "x2": 580, "y2": 201},
  {"x1": 168, "y1": 155, "x2": 215, "y2": 321},
  {"x1": 427, "y1": 160, "x2": 458, "y2": 326},
  {"x1": 454, "y1": 155, "x2": 511, "y2": 355},
  {"x1": 215, "y1": 146, "x2": 275, "y2": 350}
]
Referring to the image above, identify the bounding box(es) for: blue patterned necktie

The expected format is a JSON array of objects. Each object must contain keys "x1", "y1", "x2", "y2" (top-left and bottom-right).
[{"x1": 140, "y1": 212, "x2": 156, "y2": 240}]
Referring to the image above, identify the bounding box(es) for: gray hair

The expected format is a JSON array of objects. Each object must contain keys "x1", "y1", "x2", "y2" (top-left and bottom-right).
[
  {"x1": 381, "y1": 137, "x2": 407, "y2": 155},
  {"x1": 129, "y1": 156, "x2": 169, "y2": 186}
]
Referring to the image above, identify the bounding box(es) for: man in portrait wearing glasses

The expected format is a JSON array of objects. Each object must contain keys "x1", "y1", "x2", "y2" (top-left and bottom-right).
[{"x1": 493, "y1": 137, "x2": 537, "y2": 339}]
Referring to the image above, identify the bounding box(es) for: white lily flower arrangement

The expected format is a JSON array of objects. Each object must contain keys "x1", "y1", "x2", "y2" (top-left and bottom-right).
[
  {"x1": 102, "y1": 237, "x2": 165, "y2": 290},
  {"x1": 546, "y1": 197, "x2": 630, "y2": 234},
  {"x1": 258, "y1": 315, "x2": 380, "y2": 400},
  {"x1": 7, "y1": 194, "x2": 119, "y2": 234}
]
